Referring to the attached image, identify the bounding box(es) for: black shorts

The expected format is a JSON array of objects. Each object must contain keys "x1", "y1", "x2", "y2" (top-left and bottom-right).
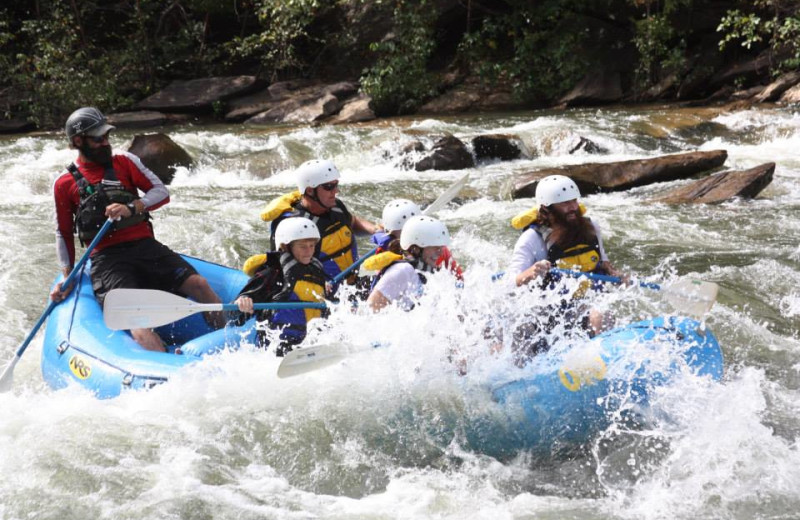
[{"x1": 91, "y1": 237, "x2": 197, "y2": 306}]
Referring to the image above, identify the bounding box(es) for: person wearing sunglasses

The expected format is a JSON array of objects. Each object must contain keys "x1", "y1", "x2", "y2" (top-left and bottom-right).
[
  {"x1": 51, "y1": 107, "x2": 224, "y2": 352},
  {"x1": 259, "y1": 159, "x2": 379, "y2": 284}
]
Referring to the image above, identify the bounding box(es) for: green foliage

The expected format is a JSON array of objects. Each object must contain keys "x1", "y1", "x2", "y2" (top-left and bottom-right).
[
  {"x1": 456, "y1": 4, "x2": 587, "y2": 103},
  {"x1": 0, "y1": 0, "x2": 230, "y2": 127},
  {"x1": 227, "y1": 0, "x2": 330, "y2": 80},
  {"x1": 633, "y1": 14, "x2": 686, "y2": 89},
  {"x1": 360, "y1": 0, "x2": 438, "y2": 116},
  {"x1": 718, "y1": 3, "x2": 800, "y2": 73}
]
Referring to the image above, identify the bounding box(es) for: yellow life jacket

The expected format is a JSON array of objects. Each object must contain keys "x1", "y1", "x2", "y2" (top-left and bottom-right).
[
  {"x1": 260, "y1": 191, "x2": 303, "y2": 222},
  {"x1": 363, "y1": 251, "x2": 404, "y2": 273},
  {"x1": 263, "y1": 192, "x2": 356, "y2": 276}
]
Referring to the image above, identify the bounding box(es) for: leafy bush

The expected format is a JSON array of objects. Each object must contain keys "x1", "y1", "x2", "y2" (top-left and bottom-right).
[
  {"x1": 718, "y1": 1, "x2": 800, "y2": 73},
  {"x1": 360, "y1": 0, "x2": 438, "y2": 116}
]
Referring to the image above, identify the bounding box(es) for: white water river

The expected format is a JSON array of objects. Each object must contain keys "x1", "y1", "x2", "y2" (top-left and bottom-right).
[{"x1": 0, "y1": 105, "x2": 798, "y2": 519}]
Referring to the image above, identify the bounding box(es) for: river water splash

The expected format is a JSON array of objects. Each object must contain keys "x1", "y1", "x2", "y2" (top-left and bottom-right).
[{"x1": 0, "y1": 105, "x2": 798, "y2": 519}]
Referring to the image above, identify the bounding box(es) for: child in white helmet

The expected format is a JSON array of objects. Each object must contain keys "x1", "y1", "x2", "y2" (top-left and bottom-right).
[
  {"x1": 235, "y1": 217, "x2": 329, "y2": 356},
  {"x1": 365, "y1": 215, "x2": 451, "y2": 312},
  {"x1": 370, "y1": 198, "x2": 463, "y2": 280}
]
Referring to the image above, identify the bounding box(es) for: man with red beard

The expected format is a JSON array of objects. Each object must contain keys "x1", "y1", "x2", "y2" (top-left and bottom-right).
[
  {"x1": 50, "y1": 107, "x2": 223, "y2": 352},
  {"x1": 508, "y1": 174, "x2": 623, "y2": 337}
]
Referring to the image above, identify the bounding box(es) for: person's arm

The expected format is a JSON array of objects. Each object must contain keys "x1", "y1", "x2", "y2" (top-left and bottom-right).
[
  {"x1": 50, "y1": 175, "x2": 78, "y2": 301},
  {"x1": 352, "y1": 214, "x2": 380, "y2": 235},
  {"x1": 121, "y1": 152, "x2": 169, "y2": 213},
  {"x1": 508, "y1": 229, "x2": 549, "y2": 287},
  {"x1": 367, "y1": 290, "x2": 391, "y2": 312},
  {"x1": 367, "y1": 263, "x2": 417, "y2": 312}
]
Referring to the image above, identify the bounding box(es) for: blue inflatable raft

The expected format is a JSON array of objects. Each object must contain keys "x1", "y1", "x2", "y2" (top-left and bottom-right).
[
  {"x1": 41, "y1": 256, "x2": 256, "y2": 398},
  {"x1": 466, "y1": 315, "x2": 723, "y2": 457}
]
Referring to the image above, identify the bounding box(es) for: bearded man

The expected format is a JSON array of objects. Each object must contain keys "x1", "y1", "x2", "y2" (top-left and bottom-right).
[
  {"x1": 507, "y1": 174, "x2": 623, "y2": 337},
  {"x1": 50, "y1": 107, "x2": 223, "y2": 352}
]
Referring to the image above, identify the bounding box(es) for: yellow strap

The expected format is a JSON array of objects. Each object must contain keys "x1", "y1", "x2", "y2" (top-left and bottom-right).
[
  {"x1": 242, "y1": 254, "x2": 267, "y2": 277},
  {"x1": 510, "y1": 202, "x2": 587, "y2": 229},
  {"x1": 363, "y1": 251, "x2": 404, "y2": 272},
  {"x1": 260, "y1": 191, "x2": 302, "y2": 222}
]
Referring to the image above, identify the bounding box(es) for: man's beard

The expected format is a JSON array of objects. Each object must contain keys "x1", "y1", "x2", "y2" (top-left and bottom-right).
[
  {"x1": 547, "y1": 207, "x2": 596, "y2": 249},
  {"x1": 80, "y1": 142, "x2": 113, "y2": 167}
]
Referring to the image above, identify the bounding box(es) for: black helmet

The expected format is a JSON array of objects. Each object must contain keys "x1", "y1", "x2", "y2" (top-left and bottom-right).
[{"x1": 65, "y1": 107, "x2": 115, "y2": 139}]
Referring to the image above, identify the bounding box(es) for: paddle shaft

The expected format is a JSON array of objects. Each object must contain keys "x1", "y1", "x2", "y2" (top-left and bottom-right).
[
  {"x1": 0, "y1": 218, "x2": 115, "y2": 392},
  {"x1": 553, "y1": 268, "x2": 662, "y2": 290}
]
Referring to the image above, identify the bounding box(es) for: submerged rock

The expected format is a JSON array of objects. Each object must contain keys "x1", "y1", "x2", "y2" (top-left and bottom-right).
[
  {"x1": 127, "y1": 133, "x2": 193, "y2": 185},
  {"x1": 472, "y1": 134, "x2": 523, "y2": 162},
  {"x1": 414, "y1": 135, "x2": 475, "y2": 171},
  {"x1": 649, "y1": 162, "x2": 774, "y2": 204},
  {"x1": 511, "y1": 149, "x2": 728, "y2": 199}
]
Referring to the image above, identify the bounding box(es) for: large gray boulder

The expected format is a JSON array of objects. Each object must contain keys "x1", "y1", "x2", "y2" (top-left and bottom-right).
[
  {"x1": 243, "y1": 81, "x2": 359, "y2": 125},
  {"x1": 754, "y1": 71, "x2": 800, "y2": 103},
  {"x1": 330, "y1": 94, "x2": 376, "y2": 124},
  {"x1": 414, "y1": 135, "x2": 475, "y2": 171},
  {"x1": 511, "y1": 150, "x2": 728, "y2": 199},
  {"x1": 136, "y1": 76, "x2": 261, "y2": 111},
  {"x1": 127, "y1": 133, "x2": 193, "y2": 185},
  {"x1": 780, "y1": 83, "x2": 800, "y2": 104},
  {"x1": 650, "y1": 162, "x2": 774, "y2": 204},
  {"x1": 472, "y1": 134, "x2": 523, "y2": 162}
]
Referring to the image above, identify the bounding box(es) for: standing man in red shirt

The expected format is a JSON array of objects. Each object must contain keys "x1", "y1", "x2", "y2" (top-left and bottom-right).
[{"x1": 50, "y1": 107, "x2": 223, "y2": 352}]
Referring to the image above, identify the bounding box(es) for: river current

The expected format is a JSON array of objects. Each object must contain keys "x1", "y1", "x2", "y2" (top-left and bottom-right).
[{"x1": 0, "y1": 105, "x2": 798, "y2": 519}]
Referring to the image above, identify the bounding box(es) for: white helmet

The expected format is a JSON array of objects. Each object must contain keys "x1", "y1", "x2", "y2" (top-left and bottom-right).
[
  {"x1": 400, "y1": 215, "x2": 450, "y2": 250},
  {"x1": 382, "y1": 199, "x2": 421, "y2": 233},
  {"x1": 296, "y1": 159, "x2": 340, "y2": 193},
  {"x1": 274, "y1": 217, "x2": 320, "y2": 248},
  {"x1": 535, "y1": 175, "x2": 580, "y2": 207}
]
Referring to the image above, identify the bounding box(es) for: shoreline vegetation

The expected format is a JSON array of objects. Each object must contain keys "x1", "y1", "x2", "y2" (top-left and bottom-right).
[{"x1": 1, "y1": 0, "x2": 798, "y2": 135}]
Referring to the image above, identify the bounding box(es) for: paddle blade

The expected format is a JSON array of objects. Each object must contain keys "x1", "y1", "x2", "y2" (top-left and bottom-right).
[
  {"x1": 277, "y1": 344, "x2": 347, "y2": 378},
  {"x1": 104, "y1": 288, "x2": 215, "y2": 330},
  {"x1": 663, "y1": 279, "x2": 719, "y2": 317},
  {"x1": 422, "y1": 173, "x2": 469, "y2": 216}
]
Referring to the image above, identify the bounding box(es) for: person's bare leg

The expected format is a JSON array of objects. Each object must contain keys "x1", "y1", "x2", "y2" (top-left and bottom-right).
[
  {"x1": 179, "y1": 274, "x2": 225, "y2": 328},
  {"x1": 131, "y1": 328, "x2": 166, "y2": 352}
]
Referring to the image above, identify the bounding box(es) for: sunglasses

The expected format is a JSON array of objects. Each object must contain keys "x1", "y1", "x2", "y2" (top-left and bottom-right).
[
  {"x1": 85, "y1": 133, "x2": 110, "y2": 144},
  {"x1": 318, "y1": 182, "x2": 339, "y2": 191}
]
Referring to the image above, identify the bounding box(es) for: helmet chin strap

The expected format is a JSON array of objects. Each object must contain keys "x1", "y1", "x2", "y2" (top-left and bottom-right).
[{"x1": 307, "y1": 187, "x2": 334, "y2": 210}]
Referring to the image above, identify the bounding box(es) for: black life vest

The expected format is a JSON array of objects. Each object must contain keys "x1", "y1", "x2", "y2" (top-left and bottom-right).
[
  {"x1": 237, "y1": 252, "x2": 328, "y2": 355},
  {"x1": 271, "y1": 200, "x2": 356, "y2": 277},
  {"x1": 68, "y1": 163, "x2": 149, "y2": 244}
]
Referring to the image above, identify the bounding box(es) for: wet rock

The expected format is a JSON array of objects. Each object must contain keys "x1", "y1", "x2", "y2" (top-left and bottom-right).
[
  {"x1": 780, "y1": 83, "x2": 800, "y2": 104},
  {"x1": 419, "y1": 76, "x2": 521, "y2": 114},
  {"x1": 731, "y1": 85, "x2": 766, "y2": 100},
  {"x1": 414, "y1": 135, "x2": 475, "y2": 171},
  {"x1": 136, "y1": 76, "x2": 261, "y2": 111},
  {"x1": 224, "y1": 87, "x2": 277, "y2": 122},
  {"x1": 472, "y1": 134, "x2": 522, "y2": 162},
  {"x1": 243, "y1": 82, "x2": 359, "y2": 125},
  {"x1": 283, "y1": 93, "x2": 341, "y2": 124},
  {"x1": 754, "y1": 71, "x2": 800, "y2": 103},
  {"x1": 107, "y1": 111, "x2": 167, "y2": 129},
  {"x1": 330, "y1": 94, "x2": 376, "y2": 124},
  {"x1": 650, "y1": 162, "x2": 774, "y2": 204},
  {"x1": 0, "y1": 118, "x2": 35, "y2": 134},
  {"x1": 127, "y1": 133, "x2": 193, "y2": 185},
  {"x1": 511, "y1": 149, "x2": 728, "y2": 199},
  {"x1": 567, "y1": 136, "x2": 607, "y2": 155},
  {"x1": 559, "y1": 70, "x2": 623, "y2": 107}
]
